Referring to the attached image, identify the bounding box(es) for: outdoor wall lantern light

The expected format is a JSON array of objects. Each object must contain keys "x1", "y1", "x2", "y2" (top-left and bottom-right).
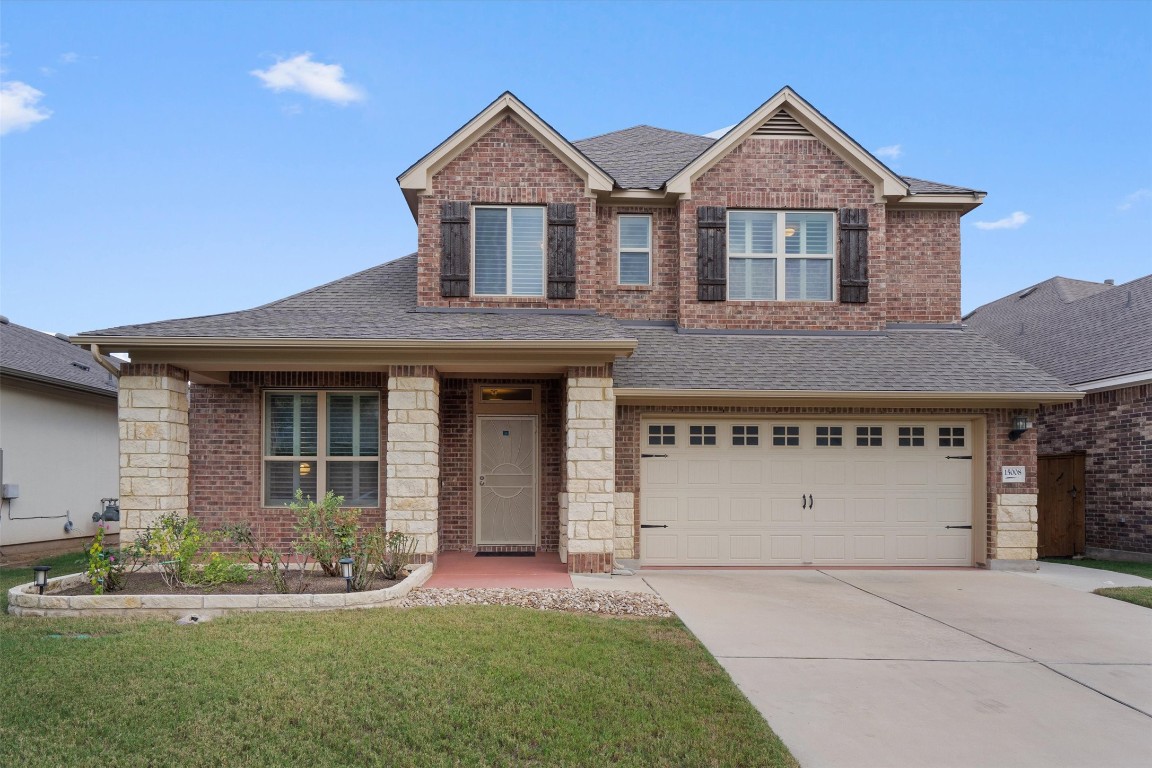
[
  {"x1": 339, "y1": 557, "x2": 354, "y2": 592},
  {"x1": 33, "y1": 565, "x2": 52, "y2": 595},
  {"x1": 1009, "y1": 414, "x2": 1032, "y2": 442}
]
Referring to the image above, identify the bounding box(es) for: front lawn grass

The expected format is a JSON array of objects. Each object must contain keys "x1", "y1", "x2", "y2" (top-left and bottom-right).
[
  {"x1": 0, "y1": 549, "x2": 89, "y2": 612},
  {"x1": 1094, "y1": 586, "x2": 1152, "y2": 609},
  {"x1": 1042, "y1": 557, "x2": 1152, "y2": 580},
  {"x1": 1, "y1": 579, "x2": 797, "y2": 767}
]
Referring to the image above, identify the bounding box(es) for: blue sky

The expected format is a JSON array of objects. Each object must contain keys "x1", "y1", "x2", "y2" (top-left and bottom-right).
[{"x1": 2, "y1": 0, "x2": 1149, "y2": 335}]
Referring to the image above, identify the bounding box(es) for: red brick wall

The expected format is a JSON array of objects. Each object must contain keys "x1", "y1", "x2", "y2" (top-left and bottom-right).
[
  {"x1": 885, "y1": 210, "x2": 962, "y2": 324},
  {"x1": 1038, "y1": 385, "x2": 1151, "y2": 556},
  {"x1": 415, "y1": 125, "x2": 966, "y2": 328},
  {"x1": 616, "y1": 404, "x2": 1036, "y2": 562},
  {"x1": 438, "y1": 377, "x2": 562, "y2": 551},
  {"x1": 677, "y1": 138, "x2": 888, "y2": 331},
  {"x1": 188, "y1": 372, "x2": 386, "y2": 550}
]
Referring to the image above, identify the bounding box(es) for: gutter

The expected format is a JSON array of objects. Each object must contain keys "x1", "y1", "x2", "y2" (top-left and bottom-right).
[
  {"x1": 70, "y1": 335, "x2": 638, "y2": 355},
  {"x1": 613, "y1": 387, "x2": 1083, "y2": 406}
]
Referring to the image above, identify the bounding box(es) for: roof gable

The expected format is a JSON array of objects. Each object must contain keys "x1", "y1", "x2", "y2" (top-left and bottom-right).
[
  {"x1": 666, "y1": 86, "x2": 910, "y2": 200},
  {"x1": 397, "y1": 92, "x2": 614, "y2": 216}
]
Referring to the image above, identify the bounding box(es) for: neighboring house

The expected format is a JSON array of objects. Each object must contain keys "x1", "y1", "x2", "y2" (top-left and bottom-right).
[
  {"x1": 0, "y1": 316, "x2": 121, "y2": 557},
  {"x1": 965, "y1": 275, "x2": 1152, "y2": 561},
  {"x1": 73, "y1": 87, "x2": 1077, "y2": 573}
]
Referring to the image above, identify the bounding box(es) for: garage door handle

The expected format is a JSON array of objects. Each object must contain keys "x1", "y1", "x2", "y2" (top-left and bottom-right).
[
  {"x1": 801, "y1": 495, "x2": 807, "y2": 509},
  {"x1": 946, "y1": 455, "x2": 973, "y2": 460},
  {"x1": 808, "y1": 494, "x2": 814, "y2": 508},
  {"x1": 945, "y1": 525, "x2": 973, "y2": 529},
  {"x1": 641, "y1": 524, "x2": 668, "y2": 529}
]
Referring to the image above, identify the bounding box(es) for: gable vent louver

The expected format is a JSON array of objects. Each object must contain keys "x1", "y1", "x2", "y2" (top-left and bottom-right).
[{"x1": 753, "y1": 109, "x2": 812, "y2": 137}]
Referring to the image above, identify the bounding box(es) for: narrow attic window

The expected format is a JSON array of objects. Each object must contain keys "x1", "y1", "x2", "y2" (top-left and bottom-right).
[{"x1": 753, "y1": 109, "x2": 813, "y2": 137}]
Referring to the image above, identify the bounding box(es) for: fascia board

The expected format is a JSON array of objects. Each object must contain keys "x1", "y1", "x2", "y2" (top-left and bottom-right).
[
  {"x1": 1074, "y1": 370, "x2": 1152, "y2": 392},
  {"x1": 397, "y1": 93, "x2": 614, "y2": 194},
  {"x1": 666, "y1": 87, "x2": 909, "y2": 199},
  {"x1": 890, "y1": 193, "x2": 986, "y2": 214},
  {"x1": 613, "y1": 387, "x2": 1083, "y2": 407}
]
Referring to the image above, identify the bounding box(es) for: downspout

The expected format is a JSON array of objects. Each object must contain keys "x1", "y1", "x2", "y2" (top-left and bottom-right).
[{"x1": 88, "y1": 344, "x2": 121, "y2": 378}]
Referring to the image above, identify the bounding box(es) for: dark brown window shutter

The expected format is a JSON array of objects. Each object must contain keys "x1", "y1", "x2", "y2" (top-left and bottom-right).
[
  {"x1": 440, "y1": 201, "x2": 471, "y2": 297},
  {"x1": 838, "y1": 208, "x2": 869, "y2": 303},
  {"x1": 547, "y1": 203, "x2": 577, "y2": 299},
  {"x1": 697, "y1": 206, "x2": 727, "y2": 301}
]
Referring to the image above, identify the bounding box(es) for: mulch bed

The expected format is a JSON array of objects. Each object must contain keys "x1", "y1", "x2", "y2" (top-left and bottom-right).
[{"x1": 57, "y1": 571, "x2": 402, "y2": 596}]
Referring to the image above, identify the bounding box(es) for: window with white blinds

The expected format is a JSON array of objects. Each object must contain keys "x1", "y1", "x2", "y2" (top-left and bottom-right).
[
  {"x1": 728, "y1": 211, "x2": 834, "y2": 301},
  {"x1": 473, "y1": 206, "x2": 545, "y2": 296},
  {"x1": 263, "y1": 391, "x2": 380, "y2": 507},
  {"x1": 618, "y1": 214, "x2": 651, "y2": 285}
]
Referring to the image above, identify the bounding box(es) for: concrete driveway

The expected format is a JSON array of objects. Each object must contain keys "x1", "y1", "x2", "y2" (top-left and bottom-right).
[{"x1": 643, "y1": 567, "x2": 1152, "y2": 768}]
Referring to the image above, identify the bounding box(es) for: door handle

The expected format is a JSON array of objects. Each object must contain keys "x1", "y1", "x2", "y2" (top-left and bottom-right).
[
  {"x1": 478, "y1": 475, "x2": 486, "y2": 486},
  {"x1": 809, "y1": 494, "x2": 814, "y2": 508},
  {"x1": 801, "y1": 495, "x2": 807, "y2": 509}
]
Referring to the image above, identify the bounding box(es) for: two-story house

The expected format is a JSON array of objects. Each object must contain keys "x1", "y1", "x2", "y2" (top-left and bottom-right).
[{"x1": 73, "y1": 87, "x2": 1078, "y2": 573}]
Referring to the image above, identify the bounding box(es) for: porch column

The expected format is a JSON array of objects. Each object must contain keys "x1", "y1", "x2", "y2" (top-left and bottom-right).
[
  {"x1": 386, "y1": 366, "x2": 440, "y2": 559},
  {"x1": 118, "y1": 364, "x2": 189, "y2": 544},
  {"x1": 564, "y1": 366, "x2": 615, "y2": 573},
  {"x1": 988, "y1": 409, "x2": 1039, "y2": 569}
]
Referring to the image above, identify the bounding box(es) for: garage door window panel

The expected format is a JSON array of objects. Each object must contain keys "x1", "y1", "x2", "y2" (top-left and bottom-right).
[
  {"x1": 856, "y1": 426, "x2": 883, "y2": 447},
  {"x1": 648, "y1": 424, "x2": 676, "y2": 446},
  {"x1": 732, "y1": 425, "x2": 760, "y2": 446},
  {"x1": 898, "y1": 426, "x2": 926, "y2": 447},
  {"x1": 689, "y1": 425, "x2": 717, "y2": 446},
  {"x1": 938, "y1": 426, "x2": 965, "y2": 447},
  {"x1": 772, "y1": 425, "x2": 800, "y2": 447},
  {"x1": 816, "y1": 426, "x2": 843, "y2": 447}
]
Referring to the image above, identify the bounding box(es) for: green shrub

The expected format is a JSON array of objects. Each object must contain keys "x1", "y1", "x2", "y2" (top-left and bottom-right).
[
  {"x1": 220, "y1": 518, "x2": 306, "y2": 594},
  {"x1": 136, "y1": 513, "x2": 209, "y2": 588},
  {"x1": 86, "y1": 523, "x2": 138, "y2": 594},
  {"x1": 289, "y1": 490, "x2": 360, "y2": 576},
  {"x1": 379, "y1": 530, "x2": 417, "y2": 580},
  {"x1": 197, "y1": 552, "x2": 250, "y2": 586}
]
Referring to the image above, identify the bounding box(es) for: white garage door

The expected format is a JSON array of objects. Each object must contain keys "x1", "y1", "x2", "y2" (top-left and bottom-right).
[{"x1": 640, "y1": 419, "x2": 975, "y2": 566}]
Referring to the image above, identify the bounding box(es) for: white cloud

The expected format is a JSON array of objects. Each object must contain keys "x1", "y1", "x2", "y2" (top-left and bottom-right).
[
  {"x1": 250, "y1": 53, "x2": 364, "y2": 104},
  {"x1": 874, "y1": 144, "x2": 902, "y2": 160},
  {"x1": 0, "y1": 80, "x2": 51, "y2": 135},
  {"x1": 972, "y1": 211, "x2": 1030, "y2": 231},
  {"x1": 1118, "y1": 188, "x2": 1150, "y2": 212},
  {"x1": 59, "y1": 52, "x2": 79, "y2": 64},
  {"x1": 704, "y1": 124, "x2": 735, "y2": 139}
]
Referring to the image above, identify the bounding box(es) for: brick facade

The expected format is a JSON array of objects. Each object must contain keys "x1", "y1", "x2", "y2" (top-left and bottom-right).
[
  {"x1": 1038, "y1": 384, "x2": 1151, "y2": 557},
  {"x1": 439, "y1": 377, "x2": 562, "y2": 552},
  {"x1": 188, "y1": 372, "x2": 387, "y2": 550}
]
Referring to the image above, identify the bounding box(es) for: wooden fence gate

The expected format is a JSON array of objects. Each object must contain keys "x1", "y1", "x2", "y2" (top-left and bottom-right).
[{"x1": 1037, "y1": 453, "x2": 1086, "y2": 558}]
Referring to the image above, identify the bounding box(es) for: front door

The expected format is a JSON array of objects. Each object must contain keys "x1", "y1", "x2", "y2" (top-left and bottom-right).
[
  {"x1": 1038, "y1": 453, "x2": 1086, "y2": 557},
  {"x1": 476, "y1": 416, "x2": 537, "y2": 545}
]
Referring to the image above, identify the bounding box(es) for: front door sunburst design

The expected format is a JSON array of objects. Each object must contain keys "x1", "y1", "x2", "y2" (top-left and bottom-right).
[{"x1": 477, "y1": 416, "x2": 537, "y2": 545}]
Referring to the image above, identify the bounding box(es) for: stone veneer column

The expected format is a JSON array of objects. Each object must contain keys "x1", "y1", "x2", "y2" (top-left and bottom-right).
[
  {"x1": 564, "y1": 367, "x2": 615, "y2": 573},
  {"x1": 992, "y1": 494, "x2": 1039, "y2": 564},
  {"x1": 386, "y1": 366, "x2": 440, "y2": 559},
  {"x1": 118, "y1": 364, "x2": 189, "y2": 544}
]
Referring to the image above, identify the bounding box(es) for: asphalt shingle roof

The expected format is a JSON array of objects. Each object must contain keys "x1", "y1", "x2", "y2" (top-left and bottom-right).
[
  {"x1": 80, "y1": 255, "x2": 629, "y2": 342},
  {"x1": 613, "y1": 325, "x2": 1072, "y2": 393},
  {"x1": 572, "y1": 127, "x2": 981, "y2": 195},
  {"x1": 964, "y1": 275, "x2": 1152, "y2": 385},
  {"x1": 1, "y1": 319, "x2": 119, "y2": 395}
]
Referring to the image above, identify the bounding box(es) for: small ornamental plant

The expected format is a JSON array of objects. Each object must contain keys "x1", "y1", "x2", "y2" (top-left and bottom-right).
[{"x1": 86, "y1": 523, "x2": 131, "y2": 594}]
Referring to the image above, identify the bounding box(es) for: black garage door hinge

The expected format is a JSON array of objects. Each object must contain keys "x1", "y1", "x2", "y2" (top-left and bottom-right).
[
  {"x1": 945, "y1": 525, "x2": 973, "y2": 529},
  {"x1": 641, "y1": 453, "x2": 668, "y2": 458},
  {"x1": 945, "y1": 455, "x2": 973, "y2": 460},
  {"x1": 641, "y1": 524, "x2": 669, "y2": 529}
]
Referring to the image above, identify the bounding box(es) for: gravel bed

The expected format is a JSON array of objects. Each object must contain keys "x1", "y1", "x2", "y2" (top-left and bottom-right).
[{"x1": 396, "y1": 587, "x2": 674, "y2": 617}]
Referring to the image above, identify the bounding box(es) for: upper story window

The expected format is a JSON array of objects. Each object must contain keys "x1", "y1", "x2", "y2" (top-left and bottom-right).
[
  {"x1": 727, "y1": 211, "x2": 834, "y2": 301},
  {"x1": 473, "y1": 206, "x2": 545, "y2": 296},
  {"x1": 618, "y1": 215, "x2": 652, "y2": 285}
]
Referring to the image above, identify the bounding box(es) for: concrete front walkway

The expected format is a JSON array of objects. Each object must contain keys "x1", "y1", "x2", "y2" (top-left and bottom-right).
[{"x1": 644, "y1": 566, "x2": 1152, "y2": 768}]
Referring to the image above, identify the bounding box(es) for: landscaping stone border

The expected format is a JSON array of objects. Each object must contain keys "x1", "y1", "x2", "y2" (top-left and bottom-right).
[{"x1": 7, "y1": 562, "x2": 434, "y2": 619}]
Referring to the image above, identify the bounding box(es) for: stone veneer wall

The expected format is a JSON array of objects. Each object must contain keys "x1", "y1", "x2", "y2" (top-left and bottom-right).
[
  {"x1": 1038, "y1": 384, "x2": 1151, "y2": 557},
  {"x1": 385, "y1": 366, "x2": 439, "y2": 557},
  {"x1": 118, "y1": 364, "x2": 190, "y2": 544},
  {"x1": 564, "y1": 367, "x2": 616, "y2": 573},
  {"x1": 188, "y1": 372, "x2": 386, "y2": 549},
  {"x1": 615, "y1": 404, "x2": 1038, "y2": 565},
  {"x1": 438, "y1": 378, "x2": 562, "y2": 551}
]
